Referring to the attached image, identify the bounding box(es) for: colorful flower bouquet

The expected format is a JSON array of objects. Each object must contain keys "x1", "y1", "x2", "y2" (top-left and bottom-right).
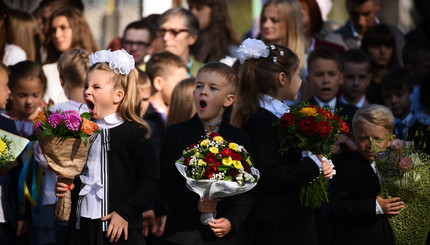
[
  {"x1": 372, "y1": 138, "x2": 430, "y2": 244},
  {"x1": 33, "y1": 108, "x2": 99, "y2": 221},
  {"x1": 175, "y1": 133, "x2": 259, "y2": 224},
  {"x1": 275, "y1": 103, "x2": 349, "y2": 209},
  {"x1": 0, "y1": 129, "x2": 29, "y2": 174}
]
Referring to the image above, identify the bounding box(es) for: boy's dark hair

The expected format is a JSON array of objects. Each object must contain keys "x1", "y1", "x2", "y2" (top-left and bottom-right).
[
  {"x1": 361, "y1": 24, "x2": 398, "y2": 67},
  {"x1": 402, "y1": 37, "x2": 430, "y2": 66},
  {"x1": 57, "y1": 48, "x2": 89, "y2": 88},
  {"x1": 380, "y1": 67, "x2": 414, "y2": 93},
  {"x1": 146, "y1": 51, "x2": 187, "y2": 83},
  {"x1": 340, "y1": 49, "x2": 371, "y2": 72},
  {"x1": 307, "y1": 47, "x2": 341, "y2": 73},
  {"x1": 8, "y1": 60, "x2": 47, "y2": 94},
  {"x1": 123, "y1": 20, "x2": 157, "y2": 44},
  {"x1": 197, "y1": 62, "x2": 238, "y2": 94}
]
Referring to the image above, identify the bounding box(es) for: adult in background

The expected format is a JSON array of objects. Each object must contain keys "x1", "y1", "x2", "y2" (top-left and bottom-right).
[
  {"x1": 187, "y1": 0, "x2": 240, "y2": 66},
  {"x1": 325, "y1": 0, "x2": 404, "y2": 65}
]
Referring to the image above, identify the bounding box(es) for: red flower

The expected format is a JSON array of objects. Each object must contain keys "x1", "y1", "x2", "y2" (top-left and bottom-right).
[
  {"x1": 203, "y1": 166, "x2": 218, "y2": 179},
  {"x1": 334, "y1": 115, "x2": 342, "y2": 123},
  {"x1": 280, "y1": 113, "x2": 296, "y2": 127},
  {"x1": 228, "y1": 169, "x2": 238, "y2": 179},
  {"x1": 204, "y1": 153, "x2": 216, "y2": 164},
  {"x1": 189, "y1": 143, "x2": 197, "y2": 149},
  {"x1": 298, "y1": 116, "x2": 316, "y2": 135},
  {"x1": 242, "y1": 162, "x2": 251, "y2": 173},
  {"x1": 317, "y1": 108, "x2": 324, "y2": 114},
  {"x1": 232, "y1": 152, "x2": 242, "y2": 161},
  {"x1": 184, "y1": 157, "x2": 191, "y2": 167},
  {"x1": 221, "y1": 148, "x2": 232, "y2": 157},
  {"x1": 315, "y1": 121, "x2": 332, "y2": 137},
  {"x1": 209, "y1": 132, "x2": 220, "y2": 138},
  {"x1": 341, "y1": 122, "x2": 349, "y2": 133},
  {"x1": 322, "y1": 110, "x2": 333, "y2": 120},
  {"x1": 308, "y1": 105, "x2": 317, "y2": 108}
]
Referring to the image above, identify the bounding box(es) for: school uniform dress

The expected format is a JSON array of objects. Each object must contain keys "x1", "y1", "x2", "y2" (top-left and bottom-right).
[
  {"x1": 332, "y1": 154, "x2": 394, "y2": 245},
  {"x1": 244, "y1": 95, "x2": 321, "y2": 245},
  {"x1": 161, "y1": 112, "x2": 254, "y2": 245},
  {"x1": 67, "y1": 114, "x2": 159, "y2": 245}
]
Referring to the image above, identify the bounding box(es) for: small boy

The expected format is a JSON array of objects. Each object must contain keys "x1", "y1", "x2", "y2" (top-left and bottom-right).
[
  {"x1": 160, "y1": 62, "x2": 254, "y2": 244},
  {"x1": 50, "y1": 49, "x2": 90, "y2": 112},
  {"x1": 307, "y1": 47, "x2": 358, "y2": 129},
  {"x1": 137, "y1": 69, "x2": 151, "y2": 118},
  {"x1": 332, "y1": 104, "x2": 404, "y2": 245},
  {"x1": 340, "y1": 49, "x2": 371, "y2": 108},
  {"x1": 380, "y1": 67, "x2": 415, "y2": 140},
  {"x1": 145, "y1": 51, "x2": 188, "y2": 123}
]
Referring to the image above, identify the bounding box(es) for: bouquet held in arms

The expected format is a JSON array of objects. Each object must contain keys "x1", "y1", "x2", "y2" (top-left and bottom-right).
[
  {"x1": 275, "y1": 103, "x2": 349, "y2": 209},
  {"x1": 372, "y1": 138, "x2": 430, "y2": 244},
  {"x1": 32, "y1": 108, "x2": 99, "y2": 221},
  {"x1": 0, "y1": 129, "x2": 29, "y2": 174},
  {"x1": 176, "y1": 133, "x2": 259, "y2": 224}
]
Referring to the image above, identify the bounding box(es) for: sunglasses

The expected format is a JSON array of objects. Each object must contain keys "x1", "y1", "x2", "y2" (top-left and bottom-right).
[
  {"x1": 158, "y1": 28, "x2": 189, "y2": 37},
  {"x1": 122, "y1": 40, "x2": 151, "y2": 48}
]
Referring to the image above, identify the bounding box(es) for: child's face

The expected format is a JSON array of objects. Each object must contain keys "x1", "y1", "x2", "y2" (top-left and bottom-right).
[
  {"x1": 382, "y1": 86, "x2": 412, "y2": 120},
  {"x1": 342, "y1": 62, "x2": 371, "y2": 101},
  {"x1": 51, "y1": 15, "x2": 73, "y2": 53},
  {"x1": 193, "y1": 71, "x2": 233, "y2": 123},
  {"x1": 138, "y1": 83, "x2": 151, "y2": 117},
  {"x1": 353, "y1": 120, "x2": 391, "y2": 162},
  {"x1": 161, "y1": 67, "x2": 187, "y2": 105},
  {"x1": 367, "y1": 44, "x2": 393, "y2": 67},
  {"x1": 9, "y1": 77, "x2": 43, "y2": 120},
  {"x1": 281, "y1": 68, "x2": 302, "y2": 101},
  {"x1": 84, "y1": 70, "x2": 124, "y2": 120},
  {"x1": 307, "y1": 58, "x2": 343, "y2": 103},
  {"x1": 0, "y1": 70, "x2": 11, "y2": 110}
]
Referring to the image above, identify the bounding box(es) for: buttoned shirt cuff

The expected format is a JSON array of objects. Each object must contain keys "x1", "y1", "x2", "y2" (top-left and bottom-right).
[
  {"x1": 301, "y1": 151, "x2": 336, "y2": 179},
  {"x1": 376, "y1": 199, "x2": 384, "y2": 215}
]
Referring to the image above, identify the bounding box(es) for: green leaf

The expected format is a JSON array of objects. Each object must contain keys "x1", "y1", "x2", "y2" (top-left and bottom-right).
[{"x1": 80, "y1": 112, "x2": 92, "y2": 120}]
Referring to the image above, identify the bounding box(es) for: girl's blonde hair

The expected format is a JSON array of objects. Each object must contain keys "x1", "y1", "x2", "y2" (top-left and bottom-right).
[
  {"x1": 352, "y1": 104, "x2": 394, "y2": 133},
  {"x1": 231, "y1": 43, "x2": 299, "y2": 128},
  {"x1": 260, "y1": 0, "x2": 306, "y2": 68},
  {"x1": 88, "y1": 63, "x2": 151, "y2": 138},
  {"x1": 167, "y1": 78, "x2": 196, "y2": 126}
]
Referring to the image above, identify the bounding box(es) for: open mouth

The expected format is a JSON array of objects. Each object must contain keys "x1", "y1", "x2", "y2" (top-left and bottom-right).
[
  {"x1": 200, "y1": 100, "x2": 207, "y2": 110},
  {"x1": 86, "y1": 100, "x2": 95, "y2": 112}
]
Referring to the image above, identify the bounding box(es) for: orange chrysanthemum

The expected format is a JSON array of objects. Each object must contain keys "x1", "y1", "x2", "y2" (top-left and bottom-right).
[{"x1": 80, "y1": 118, "x2": 99, "y2": 135}]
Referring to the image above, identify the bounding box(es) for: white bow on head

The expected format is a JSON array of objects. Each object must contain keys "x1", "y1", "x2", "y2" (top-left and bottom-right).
[{"x1": 89, "y1": 49, "x2": 135, "y2": 75}]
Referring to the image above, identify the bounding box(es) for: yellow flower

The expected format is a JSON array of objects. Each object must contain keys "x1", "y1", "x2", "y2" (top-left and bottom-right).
[
  {"x1": 200, "y1": 139, "x2": 210, "y2": 147},
  {"x1": 246, "y1": 157, "x2": 253, "y2": 166},
  {"x1": 209, "y1": 146, "x2": 219, "y2": 154},
  {"x1": 233, "y1": 160, "x2": 242, "y2": 169},
  {"x1": 300, "y1": 107, "x2": 317, "y2": 117},
  {"x1": 198, "y1": 159, "x2": 207, "y2": 166},
  {"x1": 222, "y1": 157, "x2": 232, "y2": 166},
  {"x1": 0, "y1": 138, "x2": 7, "y2": 157},
  {"x1": 213, "y1": 136, "x2": 223, "y2": 142},
  {"x1": 195, "y1": 152, "x2": 200, "y2": 157},
  {"x1": 228, "y1": 143, "x2": 238, "y2": 152}
]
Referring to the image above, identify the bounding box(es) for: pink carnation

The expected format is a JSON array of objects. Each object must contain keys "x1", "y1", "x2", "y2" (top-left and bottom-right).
[
  {"x1": 62, "y1": 111, "x2": 82, "y2": 131},
  {"x1": 399, "y1": 157, "x2": 413, "y2": 171},
  {"x1": 33, "y1": 121, "x2": 43, "y2": 130},
  {"x1": 391, "y1": 139, "x2": 405, "y2": 152},
  {"x1": 47, "y1": 112, "x2": 63, "y2": 128}
]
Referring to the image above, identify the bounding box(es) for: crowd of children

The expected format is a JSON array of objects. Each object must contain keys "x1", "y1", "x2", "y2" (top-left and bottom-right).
[{"x1": 1, "y1": 0, "x2": 430, "y2": 244}]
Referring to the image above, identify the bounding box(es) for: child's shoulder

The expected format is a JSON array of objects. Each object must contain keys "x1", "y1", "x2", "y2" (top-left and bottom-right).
[{"x1": 111, "y1": 121, "x2": 150, "y2": 138}]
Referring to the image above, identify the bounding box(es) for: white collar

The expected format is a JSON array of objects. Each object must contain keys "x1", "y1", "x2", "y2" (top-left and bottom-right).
[
  {"x1": 260, "y1": 94, "x2": 290, "y2": 118},
  {"x1": 97, "y1": 113, "x2": 124, "y2": 129},
  {"x1": 313, "y1": 96, "x2": 337, "y2": 111},
  {"x1": 340, "y1": 95, "x2": 366, "y2": 108}
]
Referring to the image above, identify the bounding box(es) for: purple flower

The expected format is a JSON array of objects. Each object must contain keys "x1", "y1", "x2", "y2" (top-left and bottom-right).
[
  {"x1": 62, "y1": 111, "x2": 82, "y2": 131},
  {"x1": 375, "y1": 151, "x2": 389, "y2": 162},
  {"x1": 391, "y1": 139, "x2": 405, "y2": 152},
  {"x1": 399, "y1": 157, "x2": 413, "y2": 171},
  {"x1": 33, "y1": 121, "x2": 43, "y2": 130},
  {"x1": 47, "y1": 112, "x2": 63, "y2": 128}
]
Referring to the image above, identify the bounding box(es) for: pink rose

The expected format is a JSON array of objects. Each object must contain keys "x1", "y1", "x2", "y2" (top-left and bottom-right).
[
  {"x1": 391, "y1": 139, "x2": 405, "y2": 152},
  {"x1": 399, "y1": 157, "x2": 413, "y2": 171}
]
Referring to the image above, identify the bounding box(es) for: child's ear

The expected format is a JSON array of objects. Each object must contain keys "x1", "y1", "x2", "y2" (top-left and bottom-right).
[
  {"x1": 223, "y1": 94, "x2": 235, "y2": 107},
  {"x1": 152, "y1": 76, "x2": 164, "y2": 92},
  {"x1": 113, "y1": 89, "x2": 124, "y2": 104},
  {"x1": 59, "y1": 76, "x2": 64, "y2": 88},
  {"x1": 277, "y1": 72, "x2": 288, "y2": 87}
]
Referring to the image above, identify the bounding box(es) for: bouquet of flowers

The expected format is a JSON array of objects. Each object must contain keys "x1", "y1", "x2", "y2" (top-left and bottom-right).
[
  {"x1": 175, "y1": 133, "x2": 259, "y2": 224},
  {"x1": 0, "y1": 129, "x2": 29, "y2": 174},
  {"x1": 275, "y1": 103, "x2": 349, "y2": 208},
  {"x1": 372, "y1": 138, "x2": 430, "y2": 244},
  {"x1": 32, "y1": 108, "x2": 99, "y2": 221}
]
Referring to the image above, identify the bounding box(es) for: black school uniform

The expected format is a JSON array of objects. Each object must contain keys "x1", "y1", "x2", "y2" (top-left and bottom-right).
[
  {"x1": 332, "y1": 154, "x2": 394, "y2": 245},
  {"x1": 67, "y1": 121, "x2": 160, "y2": 245},
  {"x1": 244, "y1": 108, "x2": 320, "y2": 245},
  {"x1": 161, "y1": 113, "x2": 255, "y2": 245}
]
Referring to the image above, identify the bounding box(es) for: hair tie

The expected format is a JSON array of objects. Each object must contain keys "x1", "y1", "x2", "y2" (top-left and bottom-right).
[
  {"x1": 89, "y1": 49, "x2": 135, "y2": 75},
  {"x1": 237, "y1": 38, "x2": 270, "y2": 64}
]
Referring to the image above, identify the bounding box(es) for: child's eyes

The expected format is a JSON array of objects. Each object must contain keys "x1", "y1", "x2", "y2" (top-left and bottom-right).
[
  {"x1": 196, "y1": 85, "x2": 202, "y2": 89},
  {"x1": 210, "y1": 86, "x2": 217, "y2": 90}
]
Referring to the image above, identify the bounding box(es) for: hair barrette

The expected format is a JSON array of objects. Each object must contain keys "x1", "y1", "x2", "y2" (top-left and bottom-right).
[
  {"x1": 280, "y1": 51, "x2": 284, "y2": 56},
  {"x1": 89, "y1": 49, "x2": 135, "y2": 75},
  {"x1": 273, "y1": 56, "x2": 277, "y2": 62}
]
